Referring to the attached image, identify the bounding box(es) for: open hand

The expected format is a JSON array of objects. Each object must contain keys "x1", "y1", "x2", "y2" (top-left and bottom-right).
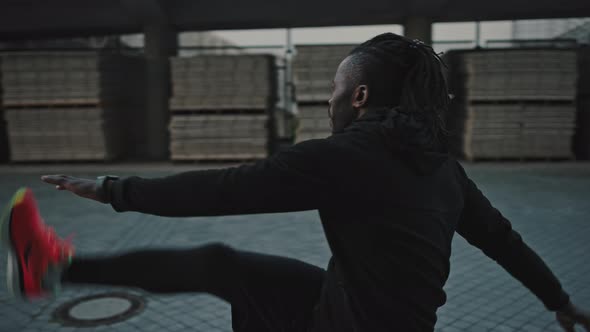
[
  {"x1": 556, "y1": 301, "x2": 590, "y2": 332},
  {"x1": 41, "y1": 175, "x2": 107, "y2": 204}
]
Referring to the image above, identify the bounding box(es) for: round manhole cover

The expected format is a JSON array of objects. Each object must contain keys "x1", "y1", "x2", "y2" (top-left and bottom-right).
[{"x1": 52, "y1": 292, "x2": 145, "y2": 327}]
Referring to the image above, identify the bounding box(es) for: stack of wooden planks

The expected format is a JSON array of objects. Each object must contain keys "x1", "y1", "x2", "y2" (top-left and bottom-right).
[
  {"x1": 458, "y1": 50, "x2": 577, "y2": 101},
  {"x1": 0, "y1": 65, "x2": 7, "y2": 162},
  {"x1": 293, "y1": 45, "x2": 354, "y2": 103},
  {"x1": 170, "y1": 55, "x2": 272, "y2": 111},
  {"x1": 4, "y1": 107, "x2": 106, "y2": 161},
  {"x1": 444, "y1": 49, "x2": 578, "y2": 160},
  {"x1": 0, "y1": 51, "x2": 145, "y2": 162},
  {"x1": 294, "y1": 104, "x2": 331, "y2": 143},
  {"x1": 575, "y1": 47, "x2": 590, "y2": 160},
  {"x1": 169, "y1": 54, "x2": 275, "y2": 161},
  {"x1": 169, "y1": 114, "x2": 268, "y2": 160},
  {"x1": 293, "y1": 45, "x2": 354, "y2": 143},
  {"x1": 462, "y1": 103, "x2": 576, "y2": 159}
]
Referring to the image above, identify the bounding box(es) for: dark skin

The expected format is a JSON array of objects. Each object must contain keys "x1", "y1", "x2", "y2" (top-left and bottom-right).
[
  {"x1": 328, "y1": 56, "x2": 369, "y2": 133},
  {"x1": 41, "y1": 55, "x2": 590, "y2": 332}
]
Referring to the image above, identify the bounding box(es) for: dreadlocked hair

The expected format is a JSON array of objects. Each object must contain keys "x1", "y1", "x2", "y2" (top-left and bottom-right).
[{"x1": 348, "y1": 32, "x2": 450, "y2": 145}]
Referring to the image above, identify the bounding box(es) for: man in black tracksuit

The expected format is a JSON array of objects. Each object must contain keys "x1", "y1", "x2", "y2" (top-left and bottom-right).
[{"x1": 40, "y1": 33, "x2": 589, "y2": 331}]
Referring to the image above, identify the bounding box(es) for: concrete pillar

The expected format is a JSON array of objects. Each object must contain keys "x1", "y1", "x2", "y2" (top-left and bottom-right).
[
  {"x1": 403, "y1": 17, "x2": 433, "y2": 46},
  {"x1": 475, "y1": 21, "x2": 482, "y2": 48},
  {"x1": 142, "y1": 24, "x2": 178, "y2": 160}
]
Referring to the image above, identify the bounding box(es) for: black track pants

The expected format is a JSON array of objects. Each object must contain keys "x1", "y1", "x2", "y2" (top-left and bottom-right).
[{"x1": 62, "y1": 243, "x2": 326, "y2": 332}]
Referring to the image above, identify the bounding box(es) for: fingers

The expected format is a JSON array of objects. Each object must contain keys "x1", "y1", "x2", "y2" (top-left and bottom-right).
[
  {"x1": 41, "y1": 175, "x2": 75, "y2": 191},
  {"x1": 557, "y1": 304, "x2": 590, "y2": 332},
  {"x1": 41, "y1": 174, "x2": 70, "y2": 186},
  {"x1": 574, "y1": 308, "x2": 590, "y2": 331},
  {"x1": 559, "y1": 322, "x2": 576, "y2": 332},
  {"x1": 557, "y1": 314, "x2": 576, "y2": 332},
  {"x1": 558, "y1": 321, "x2": 575, "y2": 332}
]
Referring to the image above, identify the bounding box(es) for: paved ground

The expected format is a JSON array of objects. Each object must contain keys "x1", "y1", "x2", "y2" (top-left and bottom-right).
[{"x1": 0, "y1": 162, "x2": 589, "y2": 332}]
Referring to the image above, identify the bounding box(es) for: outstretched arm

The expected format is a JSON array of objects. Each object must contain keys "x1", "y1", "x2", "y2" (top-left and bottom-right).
[
  {"x1": 453, "y1": 161, "x2": 590, "y2": 331},
  {"x1": 42, "y1": 139, "x2": 342, "y2": 217}
]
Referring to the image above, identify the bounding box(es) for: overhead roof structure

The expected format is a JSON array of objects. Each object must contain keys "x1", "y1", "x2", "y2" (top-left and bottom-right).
[{"x1": 1, "y1": 0, "x2": 589, "y2": 39}]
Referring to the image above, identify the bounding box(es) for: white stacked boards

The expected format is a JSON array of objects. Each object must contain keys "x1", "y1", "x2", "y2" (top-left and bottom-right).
[
  {"x1": 293, "y1": 45, "x2": 354, "y2": 143},
  {"x1": 0, "y1": 52, "x2": 145, "y2": 162},
  {"x1": 574, "y1": 47, "x2": 590, "y2": 160},
  {"x1": 444, "y1": 48, "x2": 578, "y2": 160},
  {"x1": 0, "y1": 65, "x2": 6, "y2": 162},
  {"x1": 294, "y1": 104, "x2": 331, "y2": 143},
  {"x1": 169, "y1": 54, "x2": 276, "y2": 161}
]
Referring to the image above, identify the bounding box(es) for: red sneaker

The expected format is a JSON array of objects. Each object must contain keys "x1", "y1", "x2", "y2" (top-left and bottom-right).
[{"x1": 0, "y1": 187, "x2": 74, "y2": 300}]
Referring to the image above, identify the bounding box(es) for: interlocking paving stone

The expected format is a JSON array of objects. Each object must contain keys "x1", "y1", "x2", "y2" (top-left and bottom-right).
[{"x1": 0, "y1": 162, "x2": 589, "y2": 331}]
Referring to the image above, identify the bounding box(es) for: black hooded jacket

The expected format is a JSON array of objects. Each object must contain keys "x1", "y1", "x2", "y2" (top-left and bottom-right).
[{"x1": 109, "y1": 107, "x2": 570, "y2": 331}]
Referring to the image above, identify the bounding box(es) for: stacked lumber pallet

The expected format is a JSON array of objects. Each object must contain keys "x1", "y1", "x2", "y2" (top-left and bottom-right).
[
  {"x1": 169, "y1": 55, "x2": 275, "y2": 160},
  {"x1": 293, "y1": 45, "x2": 354, "y2": 143},
  {"x1": 295, "y1": 104, "x2": 331, "y2": 143},
  {"x1": 0, "y1": 66, "x2": 7, "y2": 162},
  {"x1": 444, "y1": 49, "x2": 578, "y2": 160},
  {"x1": 574, "y1": 47, "x2": 590, "y2": 160},
  {"x1": 170, "y1": 55, "x2": 272, "y2": 110},
  {"x1": 0, "y1": 52, "x2": 145, "y2": 162},
  {"x1": 0, "y1": 119, "x2": 6, "y2": 162},
  {"x1": 458, "y1": 50, "x2": 577, "y2": 101},
  {"x1": 462, "y1": 103, "x2": 576, "y2": 159},
  {"x1": 169, "y1": 114, "x2": 268, "y2": 160},
  {"x1": 293, "y1": 45, "x2": 354, "y2": 103},
  {"x1": 4, "y1": 107, "x2": 105, "y2": 161}
]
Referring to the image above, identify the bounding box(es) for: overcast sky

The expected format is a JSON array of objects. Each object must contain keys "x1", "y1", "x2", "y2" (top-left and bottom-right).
[
  {"x1": 208, "y1": 21, "x2": 513, "y2": 49},
  {"x1": 127, "y1": 18, "x2": 587, "y2": 52}
]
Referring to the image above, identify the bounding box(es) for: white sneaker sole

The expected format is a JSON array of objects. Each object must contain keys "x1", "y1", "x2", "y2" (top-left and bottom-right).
[{"x1": 0, "y1": 189, "x2": 26, "y2": 299}]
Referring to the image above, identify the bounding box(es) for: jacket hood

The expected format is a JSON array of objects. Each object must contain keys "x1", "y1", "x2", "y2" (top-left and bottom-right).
[{"x1": 352, "y1": 106, "x2": 450, "y2": 175}]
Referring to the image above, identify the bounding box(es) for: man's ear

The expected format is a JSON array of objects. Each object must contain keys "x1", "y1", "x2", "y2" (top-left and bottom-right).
[{"x1": 352, "y1": 85, "x2": 369, "y2": 108}]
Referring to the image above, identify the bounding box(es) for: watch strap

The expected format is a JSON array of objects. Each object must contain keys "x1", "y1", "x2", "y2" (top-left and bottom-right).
[{"x1": 96, "y1": 175, "x2": 119, "y2": 203}]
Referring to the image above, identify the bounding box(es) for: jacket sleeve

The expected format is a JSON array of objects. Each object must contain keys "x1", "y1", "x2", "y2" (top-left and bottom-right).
[
  {"x1": 454, "y1": 161, "x2": 570, "y2": 311},
  {"x1": 108, "y1": 139, "x2": 339, "y2": 217}
]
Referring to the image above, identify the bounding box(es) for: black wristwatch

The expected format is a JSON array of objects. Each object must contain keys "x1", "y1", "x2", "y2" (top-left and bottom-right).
[{"x1": 96, "y1": 175, "x2": 119, "y2": 203}]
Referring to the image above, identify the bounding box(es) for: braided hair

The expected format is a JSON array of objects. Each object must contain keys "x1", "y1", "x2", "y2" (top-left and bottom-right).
[{"x1": 347, "y1": 32, "x2": 450, "y2": 145}]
